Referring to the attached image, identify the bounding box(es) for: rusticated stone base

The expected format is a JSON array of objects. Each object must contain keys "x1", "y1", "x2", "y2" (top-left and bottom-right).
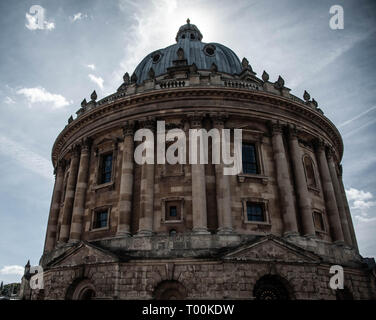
[{"x1": 35, "y1": 235, "x2": 376, "y2": 300}]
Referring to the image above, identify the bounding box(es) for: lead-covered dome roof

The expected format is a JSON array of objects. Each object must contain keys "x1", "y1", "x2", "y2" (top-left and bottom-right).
[{"x1": 133, "y1": 19, "x2": 243, "y2": 84}]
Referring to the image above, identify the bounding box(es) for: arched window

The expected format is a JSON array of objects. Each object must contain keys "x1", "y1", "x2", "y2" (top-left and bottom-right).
[
  {"x1": 65, "y1": 279, "x2": 96, "y2": 300},
  {"x1": 154, "y1": 280, "x2": 187, "y2": 300},
  {"x1": 253, "y1": 275, "x2": 292, "y2": 300},
  {"x1": 303, "y1": 155, "x2": 317, "y2": 188}
]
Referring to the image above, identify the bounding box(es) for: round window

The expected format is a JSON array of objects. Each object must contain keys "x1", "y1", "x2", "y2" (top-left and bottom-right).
[
  {"x1": 152, "y1": 51, "x2": 162, "y2": 63},
  {"x1": 204, "y1": 45, "x2": 216, "y2": 56}
]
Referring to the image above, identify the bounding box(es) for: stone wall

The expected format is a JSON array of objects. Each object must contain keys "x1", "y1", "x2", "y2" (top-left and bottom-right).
[{"x1": 41, "y1": 260, "x2": 375, "y2": 300}]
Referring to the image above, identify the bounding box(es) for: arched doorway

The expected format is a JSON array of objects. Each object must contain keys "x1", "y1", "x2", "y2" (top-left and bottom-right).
[
  {"x1": 253, "y1": 275, "x2": 292, "y2": 300},
  {"x1": 154, "y1": 280, "x2": 187, "y2": 300},
  {"x1": 65, "y1": 278, "x2": 96, "y2": 300},
  {"x1": 78, "y1": 287, "x2": 96, "y2": 300}
]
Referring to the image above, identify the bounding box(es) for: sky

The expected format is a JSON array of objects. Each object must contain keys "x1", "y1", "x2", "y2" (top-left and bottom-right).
[{"x1": 0, "y1": 0, "x2": 375, "y2": 285}]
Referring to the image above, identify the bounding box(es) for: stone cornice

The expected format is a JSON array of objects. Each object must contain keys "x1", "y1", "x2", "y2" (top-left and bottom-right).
[{"x1": 52, "y1": 87, "x2": 343, "y2": 165}]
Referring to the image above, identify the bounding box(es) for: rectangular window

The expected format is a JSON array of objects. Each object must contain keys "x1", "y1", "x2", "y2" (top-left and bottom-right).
[
  {"x1": 246, "y1": 202, "x2": 265, "y2": 222},
  {"x1": 99, "y1": 153, "x2": 113, "y2": 184},
  {"x1": 313, "y1": 211, "x2": 325, "y2": 231},
  {"x1": 242, "y1": 143, "x2": 258, "y2": 174},
  {"x1": 165, "y1": 201, "x2": 181, "y2": 221},
  {"x1": 169, "y1": 206, "x2": 177, "y2": 217},
  {"x1": 93, "y1": 210, "x2": 108, "y2": 229}
]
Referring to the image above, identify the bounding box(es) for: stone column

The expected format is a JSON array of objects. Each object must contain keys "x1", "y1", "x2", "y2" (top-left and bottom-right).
[
  {"x1": 270, "y1": 122, "x2": 299, "y2": 236},
  {"x1": 338, "y1": 165, "x2": 359, "y2": 251},
  {"x1": 190, "y1": 115, "x2": 209, "y2": 234},
  {"x1": 315, "y1": 140, "x2": 344, "y2": 243},
  {"x1": 327, "y1": 150, "x2": 353, "y2": 246},
  {"x1": 212, "y1": 115, "x2": 233, "y2": 234},
  {"x1": 137, "y1": 119, "x2": 155, "y2": 236},
  {"x1": 59, "y1": 145, "x2": 80, "y2": 243},
  {"x1": 69, "y1": 138, "x2": 92, "y2": 242},
  {"x1": 117, "y1": 121, "x2": 135, "y2": 236},
  {"x1": 44, "y1": 159, "x2": 65, "y2": 252},
  {"x1": 288, "y1": 126, "x2": 315, "y2": 237}
]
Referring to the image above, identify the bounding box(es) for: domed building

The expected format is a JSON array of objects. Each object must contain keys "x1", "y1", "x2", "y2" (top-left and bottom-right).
[{"x1": 35, "y1": 20, "x2": 375, "y2": 300}]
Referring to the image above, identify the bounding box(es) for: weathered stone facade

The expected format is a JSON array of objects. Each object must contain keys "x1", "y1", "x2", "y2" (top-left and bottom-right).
[
  {"x1": 37, "y1": 237, "x2": 375, "y2": 300},
  {"x1": 34, "y1": 21, "x2": 376, "y2": 300}
]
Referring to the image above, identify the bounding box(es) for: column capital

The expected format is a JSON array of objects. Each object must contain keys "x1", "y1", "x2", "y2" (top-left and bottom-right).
[
  {"x1": 123, "y1": 120, "x2": 136, "y2": 137},
  {"x1": 80, "y1": 137, "x2": 92, "y2": 153},
  {"x1": 287, "y1": 124, "x2": 299, "y2": 139},
  {"x1": 210, "y1": 112, "x2": 228, "y2": 128},
  {"x1": 313, "y1": 138, "x2": 326, "y2": 152},
  {"x1": 54, "y1": 158, "x2": 66, "y2": 175},
  {"x1": 138, "y1": 117, "x2": 156, "y2": 131},
  {"x1": 326, "y1": 146, "x2": 336, "y2": 159},
  {"x1": 269, "y1": 121, "x2": 284, "y2": 136},
  {"x1": 187, "y1": 112, "x2": 205, "y2": 128},
  {"x1": 165, "y1": 122, "x2": 184, "y2": 130},
  {"x1": 70, "y1": 144, "x2": 80, "y2": 157}
]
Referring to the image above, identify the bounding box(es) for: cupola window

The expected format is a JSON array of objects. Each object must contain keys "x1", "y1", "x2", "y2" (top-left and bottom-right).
[
  {"x1": 203, "y1": 44, "x2": 216, "y2": 57},
  {"x1": 152, "y1": 51, "x2": 162, "y2": 63}
]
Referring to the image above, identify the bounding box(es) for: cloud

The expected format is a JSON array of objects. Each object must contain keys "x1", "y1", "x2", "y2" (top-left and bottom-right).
[
  {"x1": 346, "y1": 187, "x2": 376, "y2": 221},
  {"x1": 342, "y1": 118, "x2": 376, "y2": 139},
  {"x1": 289, "y1": 30, "x2": 375, "y2": 88},
  {"x1": 0, "y1": 265, "x2": 24, "y2": 276},
  {"x1": 0, "y1": 136, "x2": 53, "y2": 181},
  {"x1": 70, "y1": 12, "x2": 88, "y2": 22},
  {"x1": 338, "y1": 105, "x2": 376, "y2": 128},
  {"x1": 4, "y1": 96, "x2": 15, "y2": 105},
  {"x1": 355, "y1": 216, "x2": 376, "y2": 223},
  {"x1": 114, "y1": 0, "x2": 223, "y2": 89},
  {"x1": 44, "y1": 21, "x2": 55, "y2": 30},
  {"x1": 87, "y1": 64, "x2": 96, "y2": 70},
  {"x1": 25, "y1": 5, "x2": 55, "y2": 31},
  {"x1": 117, "y1": 0, "x2": 179, "y2": 77},
  {"x1": 346, "y1": 188, "x2": 373, "y2": 202},
  {"x1": 16, "y1": 87, "x2": 70, "y2": 109},
  {"x1": 88, "y1": 74, "x2": 104, "y2": 89}
]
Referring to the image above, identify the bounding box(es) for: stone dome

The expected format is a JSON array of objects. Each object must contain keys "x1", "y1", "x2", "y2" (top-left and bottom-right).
[{"x1": 133, "y1": 20, "x2": 243, "y2": 84}]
